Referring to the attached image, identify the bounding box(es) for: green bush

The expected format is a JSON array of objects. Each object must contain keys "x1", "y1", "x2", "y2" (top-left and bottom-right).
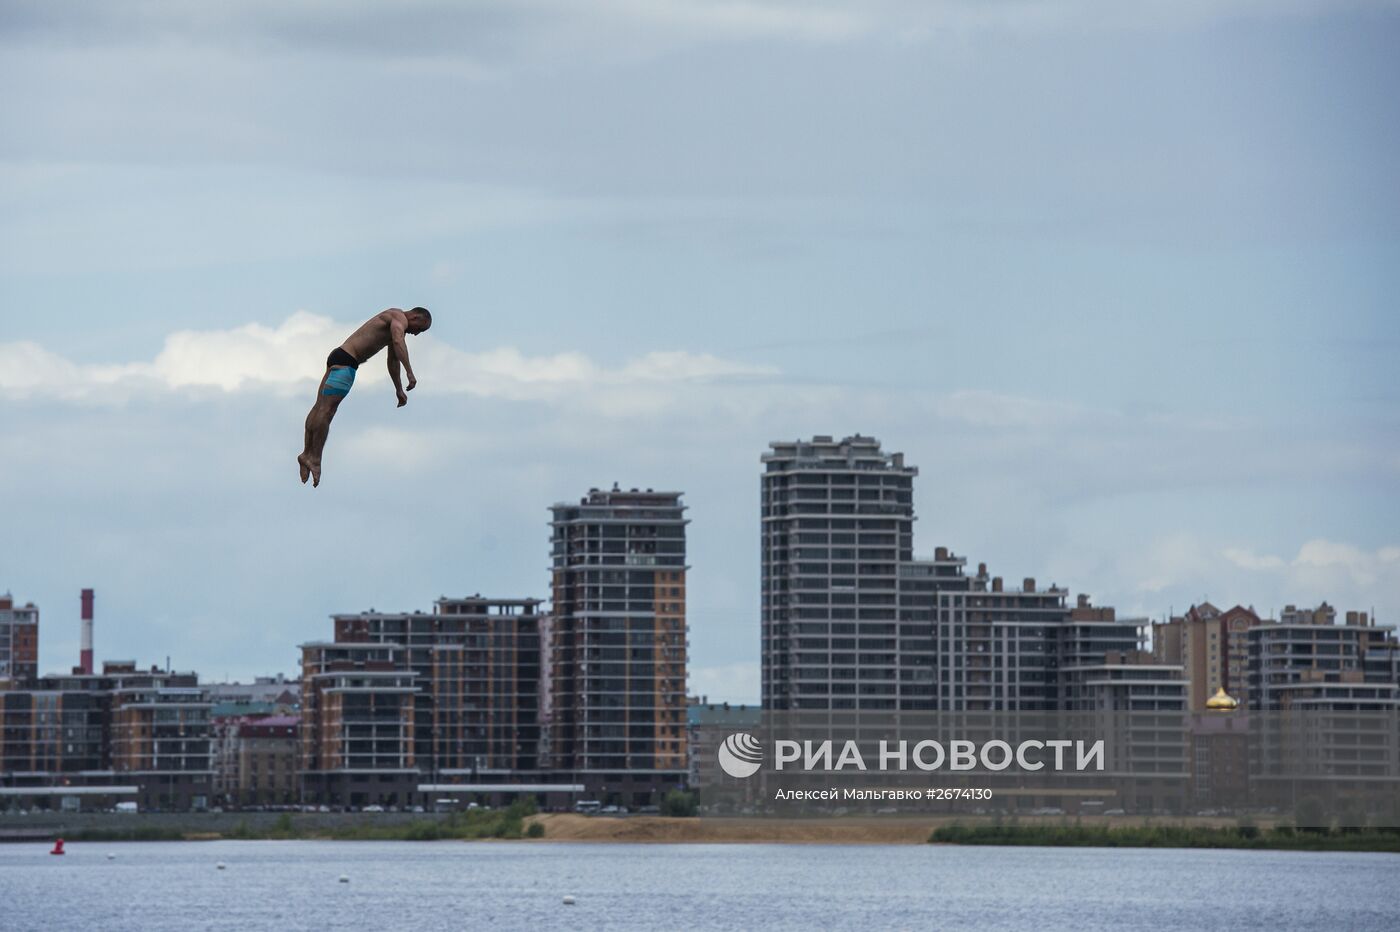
[
  {"x1": 660, "y1": 790, "x2": 698, "y2": 818},
  {"x1": 928, "y1": 821, "x2": 1400, "y2": 852},
  {"x1": 1295, "y1": 797, "x2": 1328, "y2": 832},
  {"x1": 1336, "y1": 801, "x2": 1368, "y2": 834},
  {"x1": 526, "y1": 821, "x2": 545, "y2": 838}
]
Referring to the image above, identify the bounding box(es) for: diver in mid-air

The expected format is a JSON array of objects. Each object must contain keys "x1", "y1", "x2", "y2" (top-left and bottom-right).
[{"x1": 298, "y1": 307, "x2": 431, "y2": 487}]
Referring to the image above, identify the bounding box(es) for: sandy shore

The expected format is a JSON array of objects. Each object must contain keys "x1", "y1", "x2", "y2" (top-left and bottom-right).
[
  {"x1": 526, "y1": 813, "x2": 1275, "y2": 845},
  {"x1": 531, "y1": 814, "x2": 945, "y2": 844}
]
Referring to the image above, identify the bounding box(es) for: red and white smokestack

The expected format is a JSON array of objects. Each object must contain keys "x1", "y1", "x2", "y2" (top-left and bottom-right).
[{"x1": 80, "y1": 588, "x2": 94, "y2": 675}]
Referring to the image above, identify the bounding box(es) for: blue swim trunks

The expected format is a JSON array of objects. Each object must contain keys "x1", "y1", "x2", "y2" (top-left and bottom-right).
[{"x1": 323, "y1": 366, "x2": 356, "y2": 397}]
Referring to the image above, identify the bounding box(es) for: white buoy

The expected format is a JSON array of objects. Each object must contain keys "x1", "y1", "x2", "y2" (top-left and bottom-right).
[
  {"x1": 217, "y1": 862, "x2": 226, "y2": 870},
  {"x1": 106, "y1": 853, "x2": 116, "y2": 860},
  {"x1": 339, "y1": 875, "x2": 350, "y2": 884},
  {"x1": 562, "y1": 895, "x2": 576, "y2": 906}
]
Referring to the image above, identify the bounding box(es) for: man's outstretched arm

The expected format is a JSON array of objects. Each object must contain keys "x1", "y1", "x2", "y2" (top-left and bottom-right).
[
  {"x1": 387, "y1": 346, "x2": 407, "y2": 407},
  {"x1": 387, "y1": 313, "x2": 417, "y2": 392}
]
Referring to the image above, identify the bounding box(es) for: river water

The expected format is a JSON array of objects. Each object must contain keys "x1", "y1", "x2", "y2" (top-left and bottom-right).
[{"x1": 1, "y1": 840, "x2": 1396, "y2": 930}]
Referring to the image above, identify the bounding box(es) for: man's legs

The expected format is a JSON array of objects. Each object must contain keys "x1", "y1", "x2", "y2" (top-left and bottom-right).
[{"x1": 299, "y1": 368, "x2": 344, "y2": 487}]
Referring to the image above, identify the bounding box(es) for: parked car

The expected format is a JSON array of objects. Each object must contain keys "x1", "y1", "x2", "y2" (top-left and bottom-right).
[{"x1": 362, "y1": 804, "x2": 385, "y2": 813}]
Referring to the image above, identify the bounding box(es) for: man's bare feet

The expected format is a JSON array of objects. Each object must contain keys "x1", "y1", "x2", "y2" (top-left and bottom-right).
[
  {"x1": 298, "y1": 453, "x2": 312, "y2": 484},
  {"x1": 310, "y1": 458, "x2": 322, "y2": 488}
]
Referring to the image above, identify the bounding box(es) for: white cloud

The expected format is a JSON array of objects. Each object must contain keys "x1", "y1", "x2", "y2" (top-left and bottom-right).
[
  {"x1": 1291, "y1": 539, "x2": 1400, "y2": 588},
  {"x1": 150, "y1": 312, "x2": 336, "y2": 392},
  {"x1": 340, "y1": 426, "x2": 471, "y2": 473},
  {"x1": 934, "y1": 389, "x2": 1085, "y2": 429},
  {"x1": 0, "y1": 311, "x2": 779, "y2": 406},
  {"x1": 1223, "y1": 547, "x2": 1287, "y2": 572},
  {"x1": 1120, "y1": 535, "x2": 1400, "y2": 624}
]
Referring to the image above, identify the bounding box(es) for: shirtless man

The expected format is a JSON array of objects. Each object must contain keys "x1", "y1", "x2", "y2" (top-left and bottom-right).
[{"x1": 298, "y1": 307, "x2": 432, "y2": 486}]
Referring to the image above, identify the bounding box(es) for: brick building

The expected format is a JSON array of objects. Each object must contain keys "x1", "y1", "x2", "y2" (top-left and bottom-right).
[
  {"x1": 547, "y1": 488, "x2": 689, "y2": 805},
  {"x1": 1, "y1": 661, "x2": 212, "y2": 811},
  {"x1": 0, "y1": 594, "x2": 39, "y2": 688}
]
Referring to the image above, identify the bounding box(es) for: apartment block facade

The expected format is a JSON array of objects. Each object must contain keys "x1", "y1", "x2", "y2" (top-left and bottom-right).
[
  {"x1": 331, "y1": 598, "x2": 544, "y2": 776},
  {"x1": 299, "y1": 596, "x2": 550, "y2": 807},
  {"x1": 1152, "y1": 602, "x2": 1263, "y2": 712},
  {"x1": 425, "y1": 597, "x2": 543, "y2": 777},
  {"x1": 761, "y1": 435, "x2": 916, "y2": 711},
  {"x1": 548, "y1": 488, "x2": 689, "y2": 803},
  {"x1": 760, "y1": 436, "x2": 1183, "y2": 716},
  {"x1": 0, "y1": 661, "x2": 212, "y2": 810},
  {"x1": 0, "y1": 594, "x2": 39, "y2": 688},
  {"x1": 298, "y1": 641, "x2": 419, "y2": 807},
  {"x1": 1248, "y1": 606, "x2": 1400, "y2": 711},
  {"x1": 213, "y1": 714, "x2": 299, "y2": 807}
]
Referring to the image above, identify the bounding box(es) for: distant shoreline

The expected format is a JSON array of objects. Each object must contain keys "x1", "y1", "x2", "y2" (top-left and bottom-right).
[
  {"x1": 536, "y1": 815, "x2": 1400, "y2": 851},
  {"x1": 9, "y1": 812, "x2": 1399, "y2": 852}
]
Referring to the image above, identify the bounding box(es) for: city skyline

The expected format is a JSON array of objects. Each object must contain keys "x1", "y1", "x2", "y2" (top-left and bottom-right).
[
  {"x1": 3, "y1": 430, "x2": 1394, "y2": 704},
  {"x1": 3, "y1": 1, "x2": 1398, "y2": 701}
]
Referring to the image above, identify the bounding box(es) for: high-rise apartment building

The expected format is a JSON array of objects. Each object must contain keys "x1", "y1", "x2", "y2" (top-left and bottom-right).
[
  {"x1": 931, "y1": 578, "x2": 1073, "y2": 712},
  {"x1": 760, "y1": 436, "x2": 1183, "y2": 715},
  {"x1": 548, "y1": 487, "x2": 688, "y2": 803},
  {"x1": 895, "y1": 551, "x2": 974, "y2": 710},
  {"x1": 0, "y1": 593, "x2": 39, "y2": 687},
  {"x1": 761, "y1": 436, "x2": 916, "y2": 711},
  {"x1": 1248, "y1": 606, "x2": 1400, "y2": 711}
]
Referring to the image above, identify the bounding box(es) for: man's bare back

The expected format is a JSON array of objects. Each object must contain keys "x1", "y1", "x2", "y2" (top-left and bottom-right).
[{"x1": 297, "y1": 306, "x2": 432, "y2": 487}]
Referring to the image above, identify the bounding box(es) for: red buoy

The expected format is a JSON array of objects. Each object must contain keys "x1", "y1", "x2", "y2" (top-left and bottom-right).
[{"x1": 50, "y1": 838, "x2": 65, "y2": 856}]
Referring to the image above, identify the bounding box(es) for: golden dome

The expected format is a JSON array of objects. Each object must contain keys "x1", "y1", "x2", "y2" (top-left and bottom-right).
[{"x1": 1206, "y1": 686, "x2": 1239, "y2": 711}]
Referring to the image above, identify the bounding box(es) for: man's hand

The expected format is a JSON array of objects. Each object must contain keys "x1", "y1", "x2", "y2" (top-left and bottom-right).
[{"x1": 397, "y1": 390, "x2": 408, "y2": 408}]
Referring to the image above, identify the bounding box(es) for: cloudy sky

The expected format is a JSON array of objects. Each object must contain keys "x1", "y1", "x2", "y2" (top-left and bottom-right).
[{"x1": 2, "y1": 1, "x2": 1397, "y2": 700}]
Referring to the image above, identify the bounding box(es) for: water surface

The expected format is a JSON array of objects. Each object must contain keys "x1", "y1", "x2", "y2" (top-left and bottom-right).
[{"x1": 1, "y1": 840, "x2": 1396, "y2": 930}]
